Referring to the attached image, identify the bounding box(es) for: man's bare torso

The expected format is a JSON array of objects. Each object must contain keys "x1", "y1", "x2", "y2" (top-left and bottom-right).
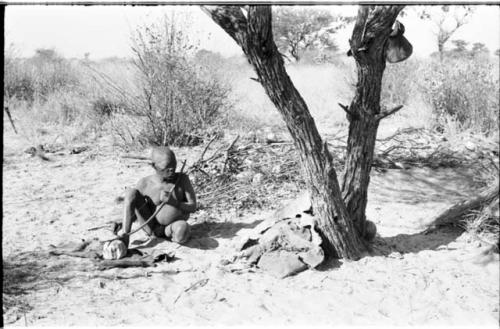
[{"x1": 136, "y1": 174, "x2": 189, "y2": 225}]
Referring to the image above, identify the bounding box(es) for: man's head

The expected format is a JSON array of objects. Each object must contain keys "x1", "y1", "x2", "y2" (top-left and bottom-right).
[{"x1": 151, "y1": 146, "x2": 177, "y2": 181}]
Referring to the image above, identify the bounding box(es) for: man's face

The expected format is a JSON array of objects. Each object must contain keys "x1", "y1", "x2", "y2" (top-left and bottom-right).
[
  {"x1": 156, "y1": 162, "x2": 176, "y2": 180},
  {"x1": 152, "y1": 148, "x2": 177, "y2": 181}
]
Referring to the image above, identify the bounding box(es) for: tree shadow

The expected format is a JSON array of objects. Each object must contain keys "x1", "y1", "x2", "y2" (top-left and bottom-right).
[
  {"x1": 372, "y1": 225, "x2": 464, "y2": 256},
  {"x1": 183, "y1": 237, "x2": 220, "y2": 250},
  {"x1": 315, "y1": 258, "x2": 343, "y2": 271},
  {"x1": 369, "y1": 167, "x2": 480, "y2": 205},
  {"x1": 3, "y1": 251, "x2": 76, "y2": 324},
  {"x1": 180, "y1": 219, "x2": 264, "y2": 250},
  {"x1": 190, "y1": 219, "x2": 265, "y2": 240}
]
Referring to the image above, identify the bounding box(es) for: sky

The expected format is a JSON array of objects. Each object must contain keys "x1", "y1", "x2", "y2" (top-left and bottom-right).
[{"x1": 4, "y1": 4, "x2": 500, "y2": 60}]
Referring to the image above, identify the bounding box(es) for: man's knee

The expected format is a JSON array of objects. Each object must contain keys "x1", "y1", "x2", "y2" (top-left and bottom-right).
[
  {"x1": 124, "y1": 188, "x2": 141, "y2": 205},
  {"x1": 165, "y1": 221, "x2": 190, "y2": 244}
]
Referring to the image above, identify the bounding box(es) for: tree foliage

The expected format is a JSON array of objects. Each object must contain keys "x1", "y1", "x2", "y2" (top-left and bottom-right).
[
  {"x1": 471, "y1": 42, "x2": 489, "y2": 55},
  {"x1": 272, "y1": 6, "x2": 354, "y2": 61},
  {"x1": 418, "y1": 5, "x2": 474, "y2": 58}
]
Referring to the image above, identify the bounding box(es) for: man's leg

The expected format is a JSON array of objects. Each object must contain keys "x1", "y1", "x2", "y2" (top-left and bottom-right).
[
  {"x1": 121, "y1": 188, "x2": 156, "y2": 245},
  {"x1": 164, "y1": 220, "x2": 190, "y2": 244}
]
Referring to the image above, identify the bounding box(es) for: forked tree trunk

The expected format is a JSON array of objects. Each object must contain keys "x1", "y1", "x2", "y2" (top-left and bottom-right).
[
  {"x1": 203, "y1": 5, "x2": 405, "y2": 259},
  {"x1": 203, "y1": 5, "x2": 365, "y2": 259},
  {"x1": 341, "y1": 6, "x2": 403, "y2": 237}
]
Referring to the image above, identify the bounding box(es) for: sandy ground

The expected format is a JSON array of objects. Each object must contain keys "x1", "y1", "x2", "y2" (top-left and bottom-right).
[{"x1": 2, "y1": 122, "x2": 499, "y2": 326}]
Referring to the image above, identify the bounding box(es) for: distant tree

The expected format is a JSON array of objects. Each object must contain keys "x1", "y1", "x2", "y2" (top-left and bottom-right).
[
  {"x1": 495, "y1": 49, "x2": 500, "y2": 57},
  {"x1": 471, "y1": 42, "x2": 489, "y2": 56},
  {"x1": 34, "y1": 48, "x2": 62, "y2": 62},
  {"x1": 418, "y1": 5, "x2": 474, "y2": 60},
  {"x1": 451, "y1": 39, "x2": 468, "y2": 53},
  {"x1": 272, "y1": 6, "x2": 354, "y2": 61}
]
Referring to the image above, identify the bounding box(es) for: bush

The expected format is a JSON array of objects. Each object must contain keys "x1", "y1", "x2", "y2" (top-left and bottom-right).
[
  {"x1": 4, "y1": 48, "x2": 78, "y2": 103},
  {"x1": 379, "y1": 55, "x2": 499, "y2": 136},
  {"x1": 4, "y1": 58, "x2": 36, "y2": 103},
  {"x1": 91, "y1": 97, "x2": 127, "y2": 117},
  {"x1": 127, "y1": 12, "x2": 231, "y2": 147},
  {"x1": 419, "y1": 56, "x2": 499, "y2": 134},
  {"x1": 382, "y1": 58, "x2": 423, "y2": 107}
]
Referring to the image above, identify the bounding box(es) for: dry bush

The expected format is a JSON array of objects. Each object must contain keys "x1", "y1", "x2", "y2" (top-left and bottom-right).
[
  {"x1": 462, "y1": 161, "x2": 499, "y2": 246},
  {"x1": 462, "y1": 198, "x2": 499, "y2": 248},
  {"x1": 127, "y1": 12, "x2": 231, "y2": 147},
  {"x1": 188, "y1": 137, "x2": 306, "y2": 216},
  {"x1": 3, "y1": 47, "x2": 110, "y2": 144},
  {"x1": 4, "y1": 48, "x2": 78, "y2": 103},
  {"x1": 419, "y1": 56, "x2": 499, "y2": 135},
  {"x1": 382, "y1": 58, "x2": 423, "y2": 107}
]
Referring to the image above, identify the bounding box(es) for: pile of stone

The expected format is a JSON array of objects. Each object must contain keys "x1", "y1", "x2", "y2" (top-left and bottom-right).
[{"x1": 228, "y1": 192, "x2": 325, "y2": 278}]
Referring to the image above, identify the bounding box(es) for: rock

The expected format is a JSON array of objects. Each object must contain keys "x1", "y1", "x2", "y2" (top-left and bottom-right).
[
  {"x1": 232, "y1": 214, "x2": 325, "y2": 276},
  {"x1": 274, "y1": 191, "x2": 311, "y2": 219},
  {"x1": 257, "y1": 250, "x2": 308, "y2": 278},
  {"x1": 252, "y1": 173, "x2": 264, "y2": 185},
  {"x1": 364, "y1": 220, "x2": 377, "y2": 241},
  {"x1": 298, "y1": 247, "x2": 324, "y2": 268},
  {"x1": 251, "y1": 217, "x2": 284, "y2": 236}
]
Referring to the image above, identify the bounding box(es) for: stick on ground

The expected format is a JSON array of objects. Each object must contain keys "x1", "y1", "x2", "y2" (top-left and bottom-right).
[{"x1": 4, "y1": 106, "x2": 18, "y2": 134}]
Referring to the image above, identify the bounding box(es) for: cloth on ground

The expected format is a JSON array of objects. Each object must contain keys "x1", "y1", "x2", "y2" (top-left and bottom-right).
[{"x1": 48, "y1": 237, "x2": 176, "y2": 270}]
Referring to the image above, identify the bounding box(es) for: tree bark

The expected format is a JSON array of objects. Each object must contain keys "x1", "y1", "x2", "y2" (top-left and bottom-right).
[
  {"x1": 342, "y1": 6, "x2": 404, "y2": 237},
  {"x1": 202, "y1": 5, "x2": 365, "y2": 259}
]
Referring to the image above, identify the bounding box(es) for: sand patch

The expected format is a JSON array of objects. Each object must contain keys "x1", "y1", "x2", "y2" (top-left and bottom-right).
[{"x1": 3, "y1": 125, "x2": 498, "y2": 326}]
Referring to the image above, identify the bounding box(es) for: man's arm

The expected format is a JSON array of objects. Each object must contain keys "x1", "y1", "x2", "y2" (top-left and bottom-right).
[{"x1": 177, "y1": 174, "x2": 197, "y2": 213}]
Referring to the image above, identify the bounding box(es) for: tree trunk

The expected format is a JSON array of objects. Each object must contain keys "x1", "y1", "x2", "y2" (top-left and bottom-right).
[
  {"x1": 203, "y1": 5, "x2": 365, "y2": 259},
  {"x1": 438, "y1": 41, "x2": 444, "y2": 61},
  {"x1": 342, "y1": 6, "x2": 403, "y2": 237}
]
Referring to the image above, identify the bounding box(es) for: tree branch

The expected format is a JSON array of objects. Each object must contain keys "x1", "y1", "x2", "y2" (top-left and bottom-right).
[
  {"x1": 349, "y1": 5, "x2": 404, "y2": 60},
  {"x1": 201, "y1": 6, "x2": 248, "y2": 46},
  {"x1": 376, "y1": 105, "x2": 404, "y2": 120},
  {"x1": 338, "y1": 102, "x2": 355, "y2": 121}
]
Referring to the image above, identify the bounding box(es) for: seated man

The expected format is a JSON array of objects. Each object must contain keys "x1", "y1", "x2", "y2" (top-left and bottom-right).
[{"x1": 119, "y1": 146, "x2": 197, "y2": 247}]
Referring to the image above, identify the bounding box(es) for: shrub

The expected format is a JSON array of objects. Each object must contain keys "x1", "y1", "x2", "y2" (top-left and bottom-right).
[
  {"x1": 4, "y1": 58, "x2": 36, "y2": 102},
  {"x1": 382, "y1": 58, "x2": 423, "y2": 107},
  {"x1": 124, "y1": 12, "x2": 231, "y2": 147},
  {"x1": 419, "y1": 56, "x2": 499, "y2": 134},
  {"x1": 4, "y1": 48, "x2": 78, "y2": 103},
  {"x1": 91, "y1": 97, "x2": 127, "y2": 117}
]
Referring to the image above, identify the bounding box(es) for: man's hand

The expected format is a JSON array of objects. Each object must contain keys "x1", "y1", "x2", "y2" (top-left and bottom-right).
[
  {"x1": 117, "y1": 233, "x2": 130, "y2": 248},
  {"x1": 160, "y1": 189, "x2": 179, "y2": 208}
]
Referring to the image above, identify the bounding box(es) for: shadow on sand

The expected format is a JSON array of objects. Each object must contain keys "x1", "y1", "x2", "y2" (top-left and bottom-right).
[
  {"x1": 373, "y1": 225, "x2": 464, "y2": 256},
  {"x1": 178, "y1": 219, "x2": 265, "y2": 250},
  {"x1": 190, "y1": 219, "x2": 264, "y2": 239},
  {"x1": 369, "y1": 167, "x2": 480, "y2": 205}
]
